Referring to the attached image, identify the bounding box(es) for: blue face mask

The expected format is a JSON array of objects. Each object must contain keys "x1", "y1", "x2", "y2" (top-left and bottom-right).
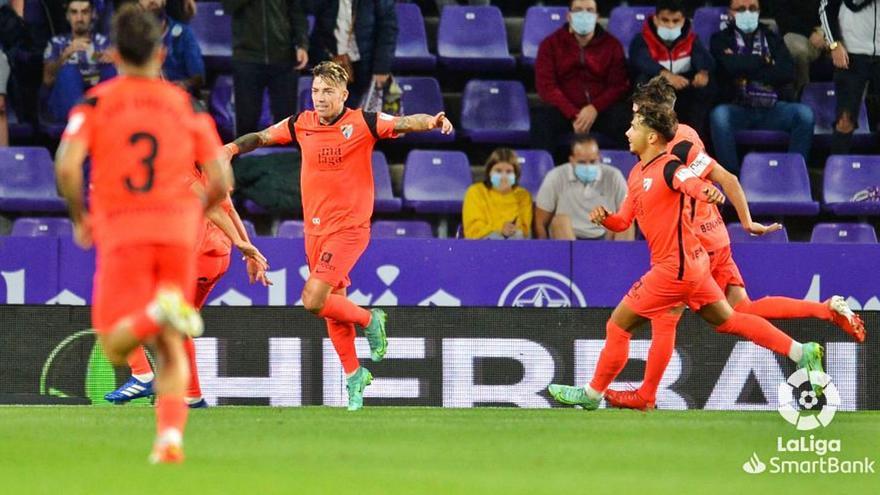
[
  {"x1": 657, "y1": 25, "x2": 682, "y2": 42},
  {"x1": 490, "y1": 172, "x2": 516, "y2": 189},
  {"x1": 570, "y1": 11, "x2": 598, "y2": 36},
  {"x1": 573, "y1": 163, "x2": 600, "y2": 183},
  {"x1": 734, "y1": 11, "x2": 760, "y2": 33}
]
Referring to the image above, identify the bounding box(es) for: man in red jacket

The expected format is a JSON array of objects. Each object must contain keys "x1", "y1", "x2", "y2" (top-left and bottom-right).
[{"x1": 533, "y1": 0, "x2": 631, "y2": 160}]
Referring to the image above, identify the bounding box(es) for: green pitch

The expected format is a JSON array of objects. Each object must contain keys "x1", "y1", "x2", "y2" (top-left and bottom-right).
[{"x1": 0, "y1": 407, "x2": 877, "y2": 495}]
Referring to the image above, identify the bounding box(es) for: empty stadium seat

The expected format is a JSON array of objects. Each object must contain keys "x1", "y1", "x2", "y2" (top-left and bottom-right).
[
  {"x1": 298, "y1": 76, "x2": 313, "y2": 112},
  {"x1": 396, "y1": 77, "x2": 454, "y2": 143},
  {"x1": 403, "y1": 150, "x2": 472, "y2": 213},
  {"x1": 210, "y1": 76, "x2": 273, "y2": 141},
  {"x1": 0, "y1": 147, "x2": 67, "y2": 213},
  {"x1": 242, "y1": 219, "x2": 258, "y2": 239},
  {"x1": 277, "y1": 220, "x2": 305, "y2": 238},
  {"x1": 7, "y1": 106, "x2": 34, "y2": 141},
  {"x1": 190, "y1": 2, "x2": 231, "y2": 71},
  {"x1": 693, "y1": 6, "x2": 729, "y2": 47},
  {"x1": 437, "y1": 6, "x2": 516, "y2": 71},
  {"x1": 461, "y1": 80, "x2": 530, "y2": 144},
  {"x1": 726, "y1": 223, "x2": 789, "y2": 243},
  {"x1": 393, "y1": 3, "x2": 436, "y2": 71},
  {"x1": 739, "y1": 153, "x2": 819, "y2": 216},
  {"x1": 800, "y1": 83, "x2": 873, "y2": 147},
  {"x1": 811, "y1": 223, "x2": 878, "y2": 243},
  {"x1": 10, "y1": 217, "x2": 73, "y2": 237},
  {"x1": 372, "y1": 220, "x2": 434, "y2": 238},
  {"x1": 521, "y1": 6, "x2": 568, "y2": 66},
  {"x1": 514, "y1": 149, "x2": 555, "y2": 197},
  {"x1": 600, "y1": 149, "x2": 638, "y2": 177},
  {"x1": 607, "y1": 6, "x2": 655, "y2": 57},
  {"x1": 372, "y1": 151, "x2": 402, "y2": 212},
  {"x1": 823, "y1": 155, "x2": 880, "y2": 215}
]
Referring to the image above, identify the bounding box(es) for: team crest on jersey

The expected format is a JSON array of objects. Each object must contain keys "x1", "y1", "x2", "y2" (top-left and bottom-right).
[
  {"x1": 643, "y1": 178, "x2": 653, "y2": 191},
  {"x1": 340, "y1": 124, "x2": 354, "y2": 139}
]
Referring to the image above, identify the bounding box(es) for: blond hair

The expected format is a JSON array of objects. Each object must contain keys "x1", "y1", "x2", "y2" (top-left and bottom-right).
[{"x1": 312, "y1": 61, "x2": 349, "y2": 88}]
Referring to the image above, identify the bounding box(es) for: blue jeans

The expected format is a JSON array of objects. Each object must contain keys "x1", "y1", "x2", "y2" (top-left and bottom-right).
[
  {"x1": 709, "y1": 102, "x2": 814, "y2": 174},
  {"x1": 48, "y1": 64, "x2": 116, "y2": 121}
]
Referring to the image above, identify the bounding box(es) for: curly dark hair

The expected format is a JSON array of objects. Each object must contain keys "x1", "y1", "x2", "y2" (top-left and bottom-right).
[
  {"x1": 632, "y1": 76, "x2": 677, "y2": 109},
  {"x1": 635, "y1": 103, "x2": 678, "y2": 142}
]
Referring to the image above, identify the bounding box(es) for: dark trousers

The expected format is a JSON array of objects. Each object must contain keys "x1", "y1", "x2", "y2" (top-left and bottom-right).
[
  {"x1": 531, "y1": 100, "x2": 631, "y2": 162},
  {"x1": 832, "y1": 54, "x2": 880, "y2": 154},
  {"x1": 232, "y1": 60, "x2": 298, "y2": 136},
  {"x1": 675, "y1": 84, "x2": 715, "y2": 140}
]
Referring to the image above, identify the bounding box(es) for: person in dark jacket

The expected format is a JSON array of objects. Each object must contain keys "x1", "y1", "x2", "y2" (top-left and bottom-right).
[
  {"x1": 532, "y1": 0, "x2": 631, "y2": 160},
  {"x1": 629, "y1": 0, "x2": 715, "y2": 136},
  {"x1": 309, "y1": 0, "x2": 398, "y2": 105},
  {"x1": 774, "y1": 0, "x2": 828, "y2": 96},
  {"x1": 709, "y1": 0, "x2": 814, "y2": 174},
  {"x1": 222, "y1": 0, "x2": 309, "y2": 135}
]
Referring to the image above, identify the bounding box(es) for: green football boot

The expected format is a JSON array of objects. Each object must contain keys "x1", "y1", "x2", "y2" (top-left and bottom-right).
[
  {"x1": 346, "y1": 367, "x2": 373, "y2": 411},
  {"x1": 798, "y1": 342, "x2": 825, "y2": 396},
  {"x1": 363, "y1": 308, "x2": 387, "y2": 362},
  {"x1": 548, "y1": 384, "x2": 600, "y2": 410}
]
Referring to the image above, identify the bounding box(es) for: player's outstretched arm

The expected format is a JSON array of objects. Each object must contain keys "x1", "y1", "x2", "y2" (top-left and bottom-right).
[
  {"x1": 55, "y1": 139, "x2": 91, "y2": 248},
  {"x1": 200, "y1": 157, "x2": 234, "y2": 210},
  {"x1": 706, "y1": 166, "x2": 781, "y2": 236},
  {"x1": 224, "y1": 119, "x2": 293, "y2": 159},
  {"x1": 394, "y1": 112, "x2": 454, "y2": 135}
]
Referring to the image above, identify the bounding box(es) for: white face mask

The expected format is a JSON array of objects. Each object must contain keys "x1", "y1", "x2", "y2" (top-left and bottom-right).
[{"x1": 570, "y1": 11, "x2": 598, "y2": 36}]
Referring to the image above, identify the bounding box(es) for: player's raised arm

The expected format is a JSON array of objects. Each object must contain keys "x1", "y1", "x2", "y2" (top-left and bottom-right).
[
  {"x1": 393, "y1": 111, "x2": 454, "y2": 135},
  {"x1": 705, "y1": 165, "x2": 781, "y2": 236},
  {"x1": 224, "y1": 118, "x2": 295, "y2": 159}
]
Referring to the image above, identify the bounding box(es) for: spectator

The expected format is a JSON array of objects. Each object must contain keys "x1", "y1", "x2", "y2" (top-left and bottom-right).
[
  {"x1": 310, "y1": 0, "x2": 398, "y2": 105},
  {"x1": 534, "y1": 135, "x2": 632, "y2": 240},
  {"x1": 533, "y1": 0, "x2": 631, "y2": 160},
  {"x1": 223, "y1": 0, "x2": 309, "y2": 135},
  {"x1": 774, "y1": 0, "x2": 828, "y2": 97},
  {"x1": 820, "y1": 0, "x2": 880, "y2": 154},
  {"x1": 709, "y1": 0, "x2": 814, "y2": 174},
  {"x1": 462, "y1": 148, "x2": 533, "y2": 240},
  {"x1": 42, "y1": 0, "x2": 114, "y2": 122},
  {"x1": 139, "y1": 0, "x2": 204, "y2": 92},
  {"x1": 629, "y1": 0, "x2": 716, "y2": 137}
]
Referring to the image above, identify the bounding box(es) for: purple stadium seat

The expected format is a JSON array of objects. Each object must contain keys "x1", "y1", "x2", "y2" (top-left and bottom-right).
[
  {"x1": 811, "y1": 223, "x2": 878, "y2": 243},
  {"x1": 210, "y1": 76, "x2": 273, "y2": 141},
  {"x1": 190, "y1": 2, "x2": 231, "y2": 71},
  {"x1": 735, "y1": 130, "x2": 790, "y2": 147},
  {"x1": 396, "y1": 77, "x2": 454, "y2": 143},
  {"x1": 437, "y1": 6, "x2": 515, "y2": 71},
  {"x1": 823, "y1": 155, "x2": 880, "y2": 215},
  {"x1": 393, "y1": 3, "x2": 436, "y2": 71},
  {"x1": 800, "y1": 83, "x2": 873, "y2": 147},
  {"x1": 298, "y1": 76, "x2": 313, "y2": 112},
  {"x1": 461, "y1": 80, "x2": 530, "y2": 144},
  {"x1": 7, "y1": 106, "x2": 34, "y2": 141},
  {"x1": 242, "y1": 219, "x2": 258, "y2": 239},
  {"x1": 514, "y1": 149, "x2": 554, "y2": 197},
  {"x1": 10, "y1": 217, "x2": 73, "y2": 237},
  {"x1": 521, "y1": 6, "x2": 569, "y2": 66},
  {"x1": 693, "y1": 7, "x2": 729, "y2": 47},
  {"x1": 403, "y1": 150, "x2": 472, "y2": 213},
  {"x1": 607, "y1": 6, "x2": 655, "y2": 57},
  {"x1": 371, "y1": 151, "x2": 402, "y2": 212},
  {"x1": 277, "y1": 220, "x2": 305, "y2": 238},
  {"x1": 0, "y1": 147, "x2": 67, "y2": 212},
  {"x1": 600, "y1": 149, "x2": 638, "y2": 177},
  {"x1": 726, "y1": 223, "x2": 789, "y2": 243},
  {"x1": 372, "y1": 220, "x2": 434, "y2": 239},
  {"x1": 739, "y1": 153, "x2": 819, "y2": 216}
]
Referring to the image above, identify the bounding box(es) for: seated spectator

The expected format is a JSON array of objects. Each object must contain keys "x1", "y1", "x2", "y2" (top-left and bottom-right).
[
  {"x1": 139, "y1": 0, "x2": 204, "y2": 92},
  {"x1": 43, "y1": 0, "x2": 114, "y2": 121},
  {"x1": 462, "y1": 148, "x2": 533, "y2": 240},
  {"x1": 629, "y1": 0, "x2": 715, "y2": 137},
  {"x1": 535, "y1": 134, "x2": 632, "y2": 240},
  {"x1": 774, "y1": 0, "x2": 828, "y2": 98},
  {"x1": 533, "y1": 0, "x2": 631, "y2": 160},
  {"x1": 709, "y1": 0, "x2": 813, "y2": 174}
]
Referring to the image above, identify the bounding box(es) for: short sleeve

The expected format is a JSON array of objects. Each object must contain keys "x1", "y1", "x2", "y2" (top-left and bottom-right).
[
  {"x1": 535, "y1": 169, "x2": 559, "y2": 212},
  {"x1": 671, "y1": 140, "x2": 716, "y2": 180},
  {"x1": 364, "y1": 111, "x2": 399, "y2": 140},
  {"x1": 265, "y1": 117, "x2": 295, "y2": 145},
  {"x1": 663, "y1": 159, "x2": 700, "y2": 191},
  {"x1": 60, "y1": 100, "x2": 96, "y2": 144}
]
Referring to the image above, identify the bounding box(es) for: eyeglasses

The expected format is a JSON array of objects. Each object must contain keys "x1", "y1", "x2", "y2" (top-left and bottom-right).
[{"x1": 732, "y1": 5, "x2": 760, "y2": 13}]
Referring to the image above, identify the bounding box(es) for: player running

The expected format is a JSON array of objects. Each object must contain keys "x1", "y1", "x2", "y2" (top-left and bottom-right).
[
  {"x1": 602, "y1": 77, "x2": 865, "y2": 410},
  {"x1": 224, "y1": 61, "x2": 454, "y2": 410},
  {"x1": 55, "y1": 6, "x2": 231, "y2": 463},
  {"x1": 548, "y1": 105, "x2": 826, "y2": 410}
]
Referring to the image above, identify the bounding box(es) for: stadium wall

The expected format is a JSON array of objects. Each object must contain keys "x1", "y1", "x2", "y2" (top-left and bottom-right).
[{"x1": 1, "y1": 306, "x2": 877, "y2": 410}]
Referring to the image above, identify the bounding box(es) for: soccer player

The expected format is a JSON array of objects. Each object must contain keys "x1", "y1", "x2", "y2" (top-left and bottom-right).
[
  {"x1": 54, "y1": 5, "x2": 232, "y2": 463},
  {"x1": 602, "y1": 77, "x2": 865, "y2": 410},
  {"x1": 547, "y1": 105, "x2": 826, "y2": 410},
  {"x1": 104, "y1": 169, "x2": 272, "y2": 408},
  {"x1": 224, "y1": 61, "x2": 454, "y2": 411}
]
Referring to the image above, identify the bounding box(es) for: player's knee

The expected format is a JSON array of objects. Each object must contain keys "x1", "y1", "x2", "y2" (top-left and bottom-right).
[
  {"x1": 104, "y1": 347, "x2": 128, "y2": 366},
  {"x1": 301, "y1": 289, "x2": 325, "y2": 314}
]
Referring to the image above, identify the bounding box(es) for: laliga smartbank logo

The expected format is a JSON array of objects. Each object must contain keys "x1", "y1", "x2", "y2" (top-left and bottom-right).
[{"x1": 741, "y1": 370, "x2": 875, "y2": 476}]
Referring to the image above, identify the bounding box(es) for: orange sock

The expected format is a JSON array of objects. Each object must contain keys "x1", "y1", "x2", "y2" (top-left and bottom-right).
[
  {"x1": 716, "y1": 311, "x2": 793, "y2": 355},
  {"x1": 127, "y1": 346, "x2": 153, "y2": 376},
  {"x1": 183, "y1": 337, "x2": 202, "y2": 399},
  {"x1": 318, "y1": 294, "x2": 371, "y2": 327},
  {"x1": 130, "y1": 308, "x2": 162, "y2": 341},
  {"x1": 326, "y1": 318, "x2": 360, "y2": 374},
  {"x1": 589, "y1": 321, "x2": 632, "y2": 393},
  {"x1": 639, "y1": 311, "x2": 680, "y2": 401},
  {"x1": 156, "y1": 395, "x2": 188, "y2": 437},
  {"x1": 735, "y1": 297, "x2": 831, "y2": 321}
]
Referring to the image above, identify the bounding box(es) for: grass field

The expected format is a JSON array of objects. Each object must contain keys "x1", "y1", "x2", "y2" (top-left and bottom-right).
[{"x1": 0, "y1": 407, "x2": 877, "y2": 495}]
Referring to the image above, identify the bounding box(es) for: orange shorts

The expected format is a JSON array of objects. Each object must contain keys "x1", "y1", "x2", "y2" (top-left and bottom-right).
[
  {"x1": 304, "y1": 226, "x2": 371, "y2": 290},
  {"x1": 623, "y1": 266, "x2": 726, "y2": 320},
  {"x1": 194, "y1": 253, "x2": 231, "y2": 309},
  {"x1": 92, "y1": 243, "x2": 197, "y2": 333},
  {"x1": 709, "y1": 245, "x2": 745, "y2": 291}
]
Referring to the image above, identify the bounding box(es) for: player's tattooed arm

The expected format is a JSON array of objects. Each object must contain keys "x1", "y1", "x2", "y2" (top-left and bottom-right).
[
  {"x1": 226, "y1": 129, "x2": 274, "y2": 157},
  {"x1": 394, "y1": 112, "x2": 454, "y2": 135}
]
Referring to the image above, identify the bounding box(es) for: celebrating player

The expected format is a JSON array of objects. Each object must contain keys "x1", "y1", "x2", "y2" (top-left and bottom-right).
[
  {"x1": 224, "y1": 61, "x2": 454, "y2": 410},
  {"x1": 548, "y1": 105, "x2": 826, "y2": 410},
  {"x1": 54, "y1": 5, "x2": 231, "y2": 463}
]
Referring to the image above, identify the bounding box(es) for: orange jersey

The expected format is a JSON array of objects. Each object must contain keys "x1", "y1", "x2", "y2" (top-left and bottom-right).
[
  {"x1": 62, "y1": 76, "x2": 224, "y2": 251},
  {"x1": 617, "y1": 152, "x2": 710, "y2": 282},
  {"x1": 667, "y1": 124, "x2": 730, "y2": 252},
  {"x1": 270, "y1": 108, "x2": 399, "y2": 236}
]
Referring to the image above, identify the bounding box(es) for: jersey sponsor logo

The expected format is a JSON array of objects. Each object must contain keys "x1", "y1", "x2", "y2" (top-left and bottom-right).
[
  {"x1": 689, "y1": 152, "x2": 712, "y2": 177},
  {"x1": 643, "y1": 178, "x2": 653, "y2": 191},
  {"x1": 379, "y1": 112, "x2": 394, "y2": 121},
  {"x1": 341, "y1": 124, "x2": 354, "y2": 140},
  {"x1": 318, "y1": 147, "x2": 343, "y2": 170},
  {"x1": 675, "y1": 166, "x2": 699, "y2": 183}
]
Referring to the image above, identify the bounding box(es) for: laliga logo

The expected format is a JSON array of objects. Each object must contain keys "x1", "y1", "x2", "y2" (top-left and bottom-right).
[
  {"x1": 497, "y1": 270, "x2": 586, "y2": 308},
  {"x1": 777, "y1": 369, "x2": 840, "y2": 431}
]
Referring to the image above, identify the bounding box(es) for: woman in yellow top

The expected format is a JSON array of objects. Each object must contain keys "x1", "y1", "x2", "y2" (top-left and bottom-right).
[{"x1": 462, "y1": 148, "x2": 533, "y2": 239}]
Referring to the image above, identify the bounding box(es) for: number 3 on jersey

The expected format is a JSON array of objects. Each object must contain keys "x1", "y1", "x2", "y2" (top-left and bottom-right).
[{"x1": 125, "y1": 132, "x2": 158, "y2": 193}]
